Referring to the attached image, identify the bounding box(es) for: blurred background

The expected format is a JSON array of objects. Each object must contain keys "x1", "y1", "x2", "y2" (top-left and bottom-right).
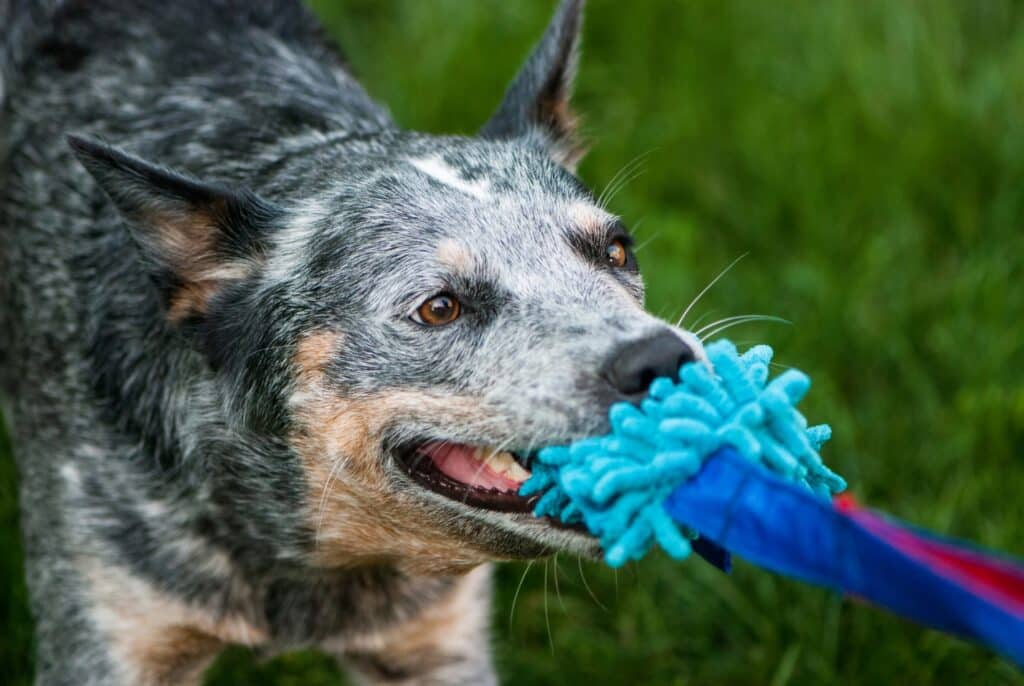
[{"x1": 3, "y1": 0, "x2": 1024, "y2": 683}]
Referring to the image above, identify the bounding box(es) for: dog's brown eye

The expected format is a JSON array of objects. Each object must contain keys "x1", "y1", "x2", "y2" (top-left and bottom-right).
[
  {"x1": 415, "y1": 294, "x2": 461, "y2": 326},
  {"x1": 606, "y1": 239, "x2": 629, "y2": 268}
]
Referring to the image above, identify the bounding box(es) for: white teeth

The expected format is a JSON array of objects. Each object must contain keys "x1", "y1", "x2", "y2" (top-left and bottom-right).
[
  {"x1": 503, "y1": 456, "x2": 531, "y2": 482},
  {"x1": 474, "y1": 448, "x2": 532, "y2": 482}
]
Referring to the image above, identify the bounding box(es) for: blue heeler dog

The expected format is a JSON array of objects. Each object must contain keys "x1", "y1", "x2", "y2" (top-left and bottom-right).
[{"x1": 0, "y1": 1, "x2": 703, "y2": 683}]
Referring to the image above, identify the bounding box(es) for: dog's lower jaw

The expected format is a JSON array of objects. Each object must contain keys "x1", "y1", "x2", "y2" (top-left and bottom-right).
[
  {"x1": 376, "y1": 491, "x2": 603, "y2": 577},
  {"x1": 389, "y1": 533, "x2": 599, "y2": 578},
  {"x1": 312, "y1": 512, "x2": 600, "y2": 578}
]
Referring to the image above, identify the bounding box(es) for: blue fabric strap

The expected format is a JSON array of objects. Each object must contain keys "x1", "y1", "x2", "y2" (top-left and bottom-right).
[{"x1": 665, "y1": 448, "x2": 1024, "y2": 667}]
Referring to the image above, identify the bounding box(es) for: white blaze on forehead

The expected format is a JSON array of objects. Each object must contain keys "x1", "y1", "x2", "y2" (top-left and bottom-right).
[{"x1": 409, "y1": 155, "x2": 491, "y2": 201}]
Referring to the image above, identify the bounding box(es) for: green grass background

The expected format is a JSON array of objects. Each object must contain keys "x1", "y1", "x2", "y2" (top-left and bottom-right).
[{"x1": 3, "y1": 0, "x2": 1024, "y2": 683}]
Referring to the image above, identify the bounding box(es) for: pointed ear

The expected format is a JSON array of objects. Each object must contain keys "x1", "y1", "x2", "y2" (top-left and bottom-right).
[
  {"x1": 68, "y1": 135, "x2": 278, "y2": 324},
  {"x1": 480, "y1": 0, "x2": 586, "y2": 169}
]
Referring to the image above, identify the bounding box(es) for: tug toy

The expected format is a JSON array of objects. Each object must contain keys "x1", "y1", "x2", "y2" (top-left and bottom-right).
[{"x1": 521, "y1": 340, "x2": 1024, "y2": 666}]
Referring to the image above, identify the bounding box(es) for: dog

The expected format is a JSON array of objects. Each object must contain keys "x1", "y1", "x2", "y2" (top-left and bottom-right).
[{"x1": 0, "y1": 1, "x2": 703, "y2": 683}]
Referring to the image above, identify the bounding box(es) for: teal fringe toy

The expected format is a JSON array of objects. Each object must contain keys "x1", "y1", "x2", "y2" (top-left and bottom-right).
[
  {"x1": 519, "y1": 339, "x2": 1024, "y2": 667},
  {"x1": 520, "y1": 339, "x2": 846, "y2": 567}
]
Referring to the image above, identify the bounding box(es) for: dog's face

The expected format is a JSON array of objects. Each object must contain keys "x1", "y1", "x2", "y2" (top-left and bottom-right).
[
  {"x1": 279, "y1": 136, "x2": 700, "y2": 572},
  {"x1": 71, "y1": 0, "x2": 700, "y2": 574}
]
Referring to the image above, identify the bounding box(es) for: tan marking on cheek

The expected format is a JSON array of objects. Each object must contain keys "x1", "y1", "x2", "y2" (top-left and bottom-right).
[
  {"x1": 288, "y1": 353, "x2": 504, "y2": 574},
  {"x1": 293, "y1": 330, "x2": 343, "y2": 387},
  {"x1": 81, "y1": 559, "x2": 266, "y2": 685},
  {"x1": 436, "y1": 239, "x2": 475, "y2": 273}
]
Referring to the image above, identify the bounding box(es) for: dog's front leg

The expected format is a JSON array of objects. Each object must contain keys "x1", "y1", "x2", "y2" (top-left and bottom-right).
[{"x1": 334, "y1": 565, "x2": 498, "y2": 686}]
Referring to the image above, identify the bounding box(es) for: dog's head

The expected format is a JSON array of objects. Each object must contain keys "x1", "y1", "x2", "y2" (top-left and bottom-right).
[{"x1": 70, "y1": 0, "x2": 701, "y2": 574}]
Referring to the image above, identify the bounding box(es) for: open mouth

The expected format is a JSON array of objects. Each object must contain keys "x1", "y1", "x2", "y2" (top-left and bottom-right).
[{"x1": 396, "y1": 441, "x2": 539, "y2": 513}]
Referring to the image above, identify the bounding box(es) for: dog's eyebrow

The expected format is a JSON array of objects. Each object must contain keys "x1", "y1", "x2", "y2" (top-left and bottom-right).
[
  {"x1": 408, "y1": 155, "x2": 491, "y2": 201},
  {"x1": 567, "y1": 201, "x2": 618, "y2": 238},
  {"x1": 436, "y1": 239, "x2": 475, "y2": 273},
  {"x1": 562, "y1": 211, "x2": 635, "y2": 264}
]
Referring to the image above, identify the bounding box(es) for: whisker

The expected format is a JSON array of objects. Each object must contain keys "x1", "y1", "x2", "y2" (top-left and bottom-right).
[
  {"x1": 677, "y1": 253, "x2": 748, "y2": 327},
  {"x1": 543, "y1": 560, "x2": 555, "y2": 655},
  {"x1": 508, "y1": 560, "x2": 534, "y2": 630},
  {"x1": 631, "y1": 231, "x2": 661, "y2": 254},
  {"x1": 597, "y1": 150, "x2": 654, "y2": 209},
  {"x1": 597, "y1": 163, "x2": 631, "y2": 208},
  {"x1": 315, "y1": 454, "x2": 347, "y2": 548},
  {"x1": 702, "y1": 314, "x2": 791, "y2": 335},
  {"x1": 694, "y1": 313, "x2": 789, "y2": 339},
  {"x1": 577, "y1": 555, "x2": 607, "y2": 611},
  {"x1": 597, "y1": 153, "x2": 646, "y2": 208},
  {"x1": 700, "y1": 316, "x2": 791, "y2": 342},
  {"x1": 688, "y1": 309, "x2": 719, "y2": 332},
  {"x1": 602, "y1": 166, "x2": 648, "y2": 208},
  {"x1": 692, "y1": 314, "x2": 751, "y2": 338},
  {"x1": 552, "y1": 553, "x2": 566, "y2": 612}
]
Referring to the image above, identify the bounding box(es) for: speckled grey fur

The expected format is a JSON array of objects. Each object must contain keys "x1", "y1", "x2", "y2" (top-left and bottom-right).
[{"x1": 0, "y1": 1, "x2": 699, "y2": 683}]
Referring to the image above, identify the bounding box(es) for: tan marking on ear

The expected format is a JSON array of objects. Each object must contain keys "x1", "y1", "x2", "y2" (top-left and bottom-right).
[
  {"x1": 166, "y1": 262, "x2": 253, "y2": 323},
  {"x1": 436, "y1": 239, "x2": 475, "y2": 273},
  {"x1": 542, "y1": 96, "x2": 587, "y2": 170},
  {"x1": 333, "y1": 565, "x2": 493, "y2": 675},
  {"x1": 81, "y1": 559, "x2": 266, "y2": 685},
  {"x1": 150, "y1": 204, "x2": 259, "y2": 323},
  {"x1": 289, "y1": 345, "x2": 507, "y2": 575},
  {"x1": 153, "y1": 206, "x2": 219, "y2": 267}
]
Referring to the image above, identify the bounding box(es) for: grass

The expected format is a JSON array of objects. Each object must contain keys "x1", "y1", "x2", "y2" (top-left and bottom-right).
[{"x1": 4, "y1": 0, "x2": 1024, "y2": 683}]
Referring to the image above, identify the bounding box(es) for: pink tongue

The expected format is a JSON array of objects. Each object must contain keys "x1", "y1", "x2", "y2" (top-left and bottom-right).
[{"x1": 418, "y1": 442, "x2": 522, "y2": 492}]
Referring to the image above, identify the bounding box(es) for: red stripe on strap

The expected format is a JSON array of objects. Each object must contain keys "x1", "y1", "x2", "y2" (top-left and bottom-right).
[{"x1": 835, "y1": 496, "x2": 1024, "y2": 615}]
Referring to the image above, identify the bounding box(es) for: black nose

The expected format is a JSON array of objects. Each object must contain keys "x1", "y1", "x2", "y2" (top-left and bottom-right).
[{"x1": 602, "y1": 331, "x2": 696, "y2": 397}]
